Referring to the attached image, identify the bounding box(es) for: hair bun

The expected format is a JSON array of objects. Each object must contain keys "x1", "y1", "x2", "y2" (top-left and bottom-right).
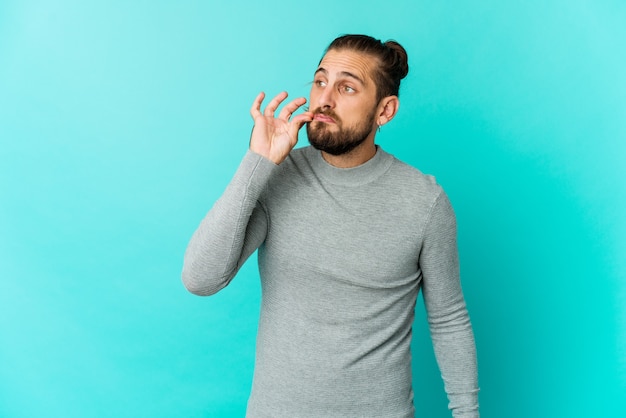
[
  {"x1": 384, "y1": 40, "x2": 409, "y2": 80},
  {"x1": 326, "y1": 34, "x2": 408, "y2": 98}
]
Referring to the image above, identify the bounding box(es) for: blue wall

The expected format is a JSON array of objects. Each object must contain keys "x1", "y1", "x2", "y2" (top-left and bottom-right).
[{"x1": 1, "y1": 1, "x2": 624, "y2": 417}]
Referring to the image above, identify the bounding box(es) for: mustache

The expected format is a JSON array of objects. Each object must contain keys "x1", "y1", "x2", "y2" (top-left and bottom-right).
[{"x1": 308, "y1": 107, "x2": 341, "y2": 123}]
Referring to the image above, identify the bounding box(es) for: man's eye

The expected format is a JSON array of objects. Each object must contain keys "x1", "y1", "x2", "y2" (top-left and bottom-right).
[
  {"x1": 343, "y1": 85, "x2": 355, "y2": 93},
  {"x1": 315, "y1": 80, "x2": 327, "y2": 87}
]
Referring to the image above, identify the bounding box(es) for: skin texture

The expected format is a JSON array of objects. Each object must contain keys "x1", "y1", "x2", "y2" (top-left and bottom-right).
[
  {"x1": 306, "y1": 50, "x2": 379, "y2": 158},
  {"x1": 249, "y1": 92, "x2": 313, "y2": 165},
  {"x1": 250, "y1": 49, "x2": 400, "y2": 168}
]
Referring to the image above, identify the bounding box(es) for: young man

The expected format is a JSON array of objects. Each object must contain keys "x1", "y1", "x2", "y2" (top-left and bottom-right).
[{"x1": 182, "y1": 34, "x2": 479, "y2": 417}]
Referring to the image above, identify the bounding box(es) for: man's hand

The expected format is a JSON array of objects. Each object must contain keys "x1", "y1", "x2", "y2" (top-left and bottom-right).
[{"x1": 249, "y1": 91, "x2": 313, "y2": 165}]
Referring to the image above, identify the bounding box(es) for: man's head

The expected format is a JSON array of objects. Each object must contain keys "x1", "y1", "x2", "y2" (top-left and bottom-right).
[
  {"x1": 325, "y1": 34, "x2": 409, "y2": 103},
  {"x1": 306, "y1": 34, "x2": 409, "y2": 156}
]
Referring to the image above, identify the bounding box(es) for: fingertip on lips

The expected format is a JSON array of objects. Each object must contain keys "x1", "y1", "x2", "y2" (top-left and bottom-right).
[{"x1": 313, "y1": 114, "x2": 335, "y2": 123}]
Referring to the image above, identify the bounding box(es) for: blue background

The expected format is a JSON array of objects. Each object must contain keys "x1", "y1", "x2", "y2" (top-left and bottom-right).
[{"x1": 1, "y1": 1, "x2": 624, "y2": 417}]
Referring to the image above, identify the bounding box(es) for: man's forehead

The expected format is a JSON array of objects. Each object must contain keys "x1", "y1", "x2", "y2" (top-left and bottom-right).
[{"x1": 316, "y1": 49, "x2": 376, "y2": 85}]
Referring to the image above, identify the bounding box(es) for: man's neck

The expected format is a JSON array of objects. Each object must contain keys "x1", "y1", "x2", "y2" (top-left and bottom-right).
[{"x1": 320, "y1": 138, "x2": 378, "y2": 168}]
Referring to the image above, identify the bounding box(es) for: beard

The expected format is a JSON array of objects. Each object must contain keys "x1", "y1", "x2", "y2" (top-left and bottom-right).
[{"x1": 306, "y1": 108, "x2": 377, "y2": 156}]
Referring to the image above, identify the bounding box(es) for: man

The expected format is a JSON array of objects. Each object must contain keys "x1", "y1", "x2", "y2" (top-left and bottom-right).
[{"x1": 182, "y1": 34, "x2": 479, "y2": 417}]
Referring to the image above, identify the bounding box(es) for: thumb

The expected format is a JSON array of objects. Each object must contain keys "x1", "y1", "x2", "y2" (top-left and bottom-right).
[{"x1": 289, "y1": 112, "x2": 314, "y2": 135}]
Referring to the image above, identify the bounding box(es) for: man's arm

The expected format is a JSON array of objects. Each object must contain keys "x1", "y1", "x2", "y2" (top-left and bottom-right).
[
  {"x1": 181, "y1": 92, "x2": 312, "y2": 295},
  {"x1": 181, "y1": 151, "x2": 275, "y2": 295},
  {"x1": 420, "y1": 190, "x2": 480, "y2": 418}
]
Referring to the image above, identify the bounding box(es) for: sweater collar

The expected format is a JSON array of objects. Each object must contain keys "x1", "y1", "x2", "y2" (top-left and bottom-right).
[{"x1": 305, "y1": 145, "x2": 394, "y2": 186}]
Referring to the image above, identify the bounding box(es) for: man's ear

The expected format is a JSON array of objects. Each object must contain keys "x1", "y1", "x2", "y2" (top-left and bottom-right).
[{"x1": 377, "y1": 96, "x2": 400, "y2": 126}]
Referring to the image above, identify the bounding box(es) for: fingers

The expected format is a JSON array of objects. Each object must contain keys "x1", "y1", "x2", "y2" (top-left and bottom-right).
[
  {"x1": 251, "y1": 91, "x2": 308, "y2": 121},
  {"x1": 289, "y1": 111, "x2": 314, "y2": 137},
  {"x1": 250, "y1": 92, "x2": 265, "y2": 119},
  {"x1": 291, "y1": 111, "x2": 313, "y2": 127},
  {"x1": 263, "y1": 91, "x2": 289, "y2": 117},
  {"x1": 278, "y1": 97, "x2": 308, "y2": 120}
]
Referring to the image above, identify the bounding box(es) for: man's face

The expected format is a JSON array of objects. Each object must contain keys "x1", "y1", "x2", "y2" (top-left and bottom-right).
[{"x1": 306, "y1": 49, "x2": 380, "y2": 156}]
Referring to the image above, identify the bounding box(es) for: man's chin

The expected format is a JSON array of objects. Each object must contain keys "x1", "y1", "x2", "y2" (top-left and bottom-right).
[
  {"x1": 306, "y1": 134, "x2": 331, "y2": 153},
  {"x1": 308, "y1": 120, "x2": 338, "y2": 131}
]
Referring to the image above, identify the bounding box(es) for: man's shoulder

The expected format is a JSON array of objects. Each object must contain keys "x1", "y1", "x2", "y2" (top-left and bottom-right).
[
  {"x1": 277, "y1": 146, "x2": 445, "y2": 198},
  {"x1": 384, "y1": 151, "x2": 443, "y2": 195},
  {"x1": 375, "y1": 150, "x2": 451, "y2": 221}
]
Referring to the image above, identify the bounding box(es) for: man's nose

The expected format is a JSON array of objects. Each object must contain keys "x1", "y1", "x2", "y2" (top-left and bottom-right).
[{"x1": 317, "y1": 86, "x2": 335, "y2": 109}]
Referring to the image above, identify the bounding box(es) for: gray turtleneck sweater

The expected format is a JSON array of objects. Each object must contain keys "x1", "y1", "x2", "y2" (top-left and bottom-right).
[{"x1": 182, "y1": 146, "x2": 479, "y2": 417}]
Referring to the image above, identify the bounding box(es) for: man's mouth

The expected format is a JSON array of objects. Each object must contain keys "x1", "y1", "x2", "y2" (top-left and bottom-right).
[{"x1": 313, "y1": 113, "x2": 336, "y2": 123}]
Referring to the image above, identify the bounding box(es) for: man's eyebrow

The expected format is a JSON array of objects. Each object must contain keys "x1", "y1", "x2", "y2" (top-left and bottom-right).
[
  {"x1": 314, "y1": 67, "x2": 365, "y2": 86},
  {"x1": 314, "y1": 67, "x2": 328, "y2": 79}
]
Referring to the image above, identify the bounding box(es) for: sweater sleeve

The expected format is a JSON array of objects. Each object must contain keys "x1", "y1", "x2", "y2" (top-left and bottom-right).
[
  {"x1": 420, "y1": 189, "x2": 480, "y2": 418},
  {"x1": 181, "y1": 150, "x2": 278, "y2": 296}
]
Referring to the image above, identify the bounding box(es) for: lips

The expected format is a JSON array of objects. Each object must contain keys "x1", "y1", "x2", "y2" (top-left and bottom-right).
[{"x1": 313, "y1": 113, "x2": 336, "y2": 123}]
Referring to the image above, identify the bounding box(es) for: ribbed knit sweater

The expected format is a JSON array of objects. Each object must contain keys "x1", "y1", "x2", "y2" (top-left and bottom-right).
[{"x1": 182, "y1": 146, "x2": 479, "y2": 417}]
